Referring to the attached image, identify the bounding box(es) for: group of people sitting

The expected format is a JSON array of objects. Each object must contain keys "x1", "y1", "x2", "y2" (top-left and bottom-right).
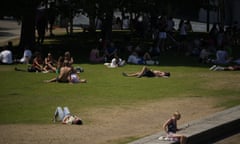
[
  {"x1": 14, "y1": 50, "x2": 86, "y2": 84},
  {"x1": 89, "y1": 40, "x2": 160, "y2": 68},
  {"x1": 44, "y1": 59, "x2": 86, "y2": 84},
  {"x1": 205, "y1": 46, "x2": 240, "y2": 71},
  {"x1": 43, "y1": 51, "x2": 86, "y2": 84},
  {"x1": 126, "y1": 42, "x2": 160, "y2": 65},
  {"x1": 89, "y1": 41, "x2": 126, "y2": 68}
]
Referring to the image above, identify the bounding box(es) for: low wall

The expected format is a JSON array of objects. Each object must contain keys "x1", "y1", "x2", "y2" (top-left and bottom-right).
[{"x1": 129, "y1": 105, "x2": 240, "y2": 144}]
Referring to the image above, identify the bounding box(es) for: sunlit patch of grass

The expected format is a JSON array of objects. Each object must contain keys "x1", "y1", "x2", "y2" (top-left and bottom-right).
[{"x1": 0, "y1": 63, "x2": 240, "y2": 124}]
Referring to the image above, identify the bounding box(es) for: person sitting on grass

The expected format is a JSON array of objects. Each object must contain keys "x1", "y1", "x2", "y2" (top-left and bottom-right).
[
  {"x1": 89, "y1": 46, "x2": 105, "y2": 63},
  {"x1": 104, "y1": 55, "x2": 125, "y2": 68},
  {"x1": 28, "y1": 51, "x2": 44, "y2": 72},
  {"x1": 44, "y1": 60, "x2": 71, "y2": 83},
  {"x1": 0, "y1": 45, "x2": 13, "y2": 64},
  {"x1": 53, "y1": 106, "x2": 83, "y2": 125},
  {"x1": 19, "y1": 47, "x2": 32, "y2": 64},
  {"x1": 64, "y1": 51, "x2": 74, "y2": 66},
  {"x1": 45, "y1": 60, "x2": 86, "y2": 83},
  {"x1": 161, "y1": 111, "x2": 187, "y2": 144},
  {"x1": 43, "y1": 52, "x2": 57, "y2": 73},
  {"x1": 122, "y1": 66, "x2": 170, "y2": 78}
]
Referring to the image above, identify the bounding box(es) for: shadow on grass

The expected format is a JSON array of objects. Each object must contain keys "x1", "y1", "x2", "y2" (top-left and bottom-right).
[{"x1": 18, "y1": 31, "x2": 240, "y2": 68}]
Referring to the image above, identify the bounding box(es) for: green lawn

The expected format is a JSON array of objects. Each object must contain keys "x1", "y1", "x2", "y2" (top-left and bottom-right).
[
  {"x1": 0, "y1": 31, "x2": 240, "y2": 124},
  {"x1": 0, "y1": 62, "x2": 239, "y2": 124}
]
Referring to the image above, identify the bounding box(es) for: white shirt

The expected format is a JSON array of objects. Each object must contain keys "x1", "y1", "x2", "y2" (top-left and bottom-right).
[
  {"x1": 215, "y1": 50, "x2": 228, "y2": 64},
  {"x1": 20, "y1": 49, "x2": 32, "y2": 63},
  {"x1": 70, "y1": 73, "x2": 80, "y2": 83},
  {"x1": 0, "y1": 50, "x2": 13, "y2": 64},
  {"x1": 127, "y1": 55, "x2": 140, "y2": 64}
]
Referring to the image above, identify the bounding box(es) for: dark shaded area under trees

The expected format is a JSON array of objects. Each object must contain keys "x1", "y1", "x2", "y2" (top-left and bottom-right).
[{"x1": 1, "y1": 0, "x2": 236, "y2": 60}]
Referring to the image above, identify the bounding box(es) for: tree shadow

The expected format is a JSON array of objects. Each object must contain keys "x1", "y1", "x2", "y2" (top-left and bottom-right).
[{"x1": 38, "y1": 31, "x2": 239, "y2": 68}]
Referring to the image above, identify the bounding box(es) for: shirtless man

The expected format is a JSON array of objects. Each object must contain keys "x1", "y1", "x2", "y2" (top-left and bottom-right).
[
  {"x1": 45, "y1": 60, "x2": 72, "y2": 83},
  {"x1": 45, "y1": 60, "x2": 87, "y2": 83},
  {"x1": 122, "y1": 66, "x2": 170, "y2": 78}
]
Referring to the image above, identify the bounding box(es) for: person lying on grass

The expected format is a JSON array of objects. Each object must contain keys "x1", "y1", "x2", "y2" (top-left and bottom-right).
[
  {"x1": 209, "y1": 65, "x2": 240, "y2": 71},
  {"x1": 122, "y1": 66, "x2": 170, "y2": 78},
  {"x1": 44, "y1": 60, "x2": 86, "y2": 83},
  {"x1": 54, "y1": 106, "x2": 83, "y2": 125}
]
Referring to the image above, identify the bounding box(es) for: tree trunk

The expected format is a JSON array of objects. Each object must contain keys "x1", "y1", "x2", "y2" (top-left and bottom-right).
[
  {"x1": 19, "y1": 3, "x2": 36, "y2": 49},
  {"x1": 102, "y1": 11, "x2": 113, "y2": 42},
  {"x1": 19, "y1": 9, "x2": 36, "y2": 50},
  {"x1": 88, "y1": 15, "x2": 96, "y2": 33}
]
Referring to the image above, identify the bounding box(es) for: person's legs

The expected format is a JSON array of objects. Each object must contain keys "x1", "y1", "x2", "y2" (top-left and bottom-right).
[
  {"x1": 214, "y1": 66, "x2": 225, "y2": 71},
  {"x1": 122, "y1": 71, "x2": 141, "y2": 77},
  {"x1": 170, "y1": 133, "x2": 187, "y2": 144},
  {"x1": 122, "y1": 66, "x2": 148, "y2": 77},
  {"x1": 180, "y1": 136, "x2": 187, "y2": 144},
  {"x1": 44, "y1": 77, "x2": 57, "y2": 83},
  {"x1": 137, "y1": 66, "x2": 149, "y2": 77},
  {"x1": 34, "y1": 66, "x2": 42, "y2": 72},
  {"x1": 54, "y1": 106, "x2": 64, "y2": 122},
  {"x1": 63, "y1": 107, "x2": 71, "y2": 116},
  {"x1": 47, "y1": 63, "x2": 56, "y2": 72},
  {"x1": 15, "y1": 67, "x2": 27, "y2": 72}
]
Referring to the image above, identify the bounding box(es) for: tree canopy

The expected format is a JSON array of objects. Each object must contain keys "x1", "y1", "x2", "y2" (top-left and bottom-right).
[{"x1": 0, "y1": 0, "x2": 217, "y2": 49}]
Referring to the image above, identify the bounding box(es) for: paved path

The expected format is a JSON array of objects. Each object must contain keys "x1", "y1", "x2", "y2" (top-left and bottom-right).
[
  {"x1": 0, "y1": 19, "x2": 21, "y2": 46},
  {"x1": 0, "y1": 19, "x2": 81, "y2": 47}
]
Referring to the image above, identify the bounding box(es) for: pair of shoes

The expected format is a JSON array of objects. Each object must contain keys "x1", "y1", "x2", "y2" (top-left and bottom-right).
[
  {"x1": 158, "y1": 136, "x2": 165, "y2": 140},
  {"x1": 209, "y1": 65, "x2": 217, "y2": 71},
  {"x1": 158, "y1": 136, "x2": 171, "y2": 141},
  {"x1": 42, "y1": 71, "x2": 49, "y2": 74}
]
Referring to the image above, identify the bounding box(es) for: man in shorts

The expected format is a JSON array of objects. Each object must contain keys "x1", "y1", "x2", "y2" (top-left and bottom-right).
[{"x1": 45, "y1": 60, "x2": 72, "y2": 83}]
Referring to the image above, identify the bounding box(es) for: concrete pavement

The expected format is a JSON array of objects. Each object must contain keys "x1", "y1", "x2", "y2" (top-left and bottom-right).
[
  {"x1": 0, "y1": 19, "x2": 21, "y2": 46},
  {"x1": 128, "y1": 105, "x2": 240, "y2": 144}
]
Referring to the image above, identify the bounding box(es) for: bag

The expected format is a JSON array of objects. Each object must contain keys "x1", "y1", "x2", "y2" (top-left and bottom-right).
[{"x1": 27, "y1": 66, "x2": 36, "y2": 72}]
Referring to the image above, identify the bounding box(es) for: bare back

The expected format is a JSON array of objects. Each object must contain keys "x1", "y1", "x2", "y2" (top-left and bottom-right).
[{"x1": 58, "y1": 66, "x2": 72, "y2": 82}]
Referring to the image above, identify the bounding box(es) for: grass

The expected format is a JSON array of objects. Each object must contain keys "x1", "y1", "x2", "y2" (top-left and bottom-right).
[
  {"x1": 0, "y1": 31, "x2": 240, "y2": 124},
  {"x1": 0, "y1": 63, "x2": 240, "y2": 124}
]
